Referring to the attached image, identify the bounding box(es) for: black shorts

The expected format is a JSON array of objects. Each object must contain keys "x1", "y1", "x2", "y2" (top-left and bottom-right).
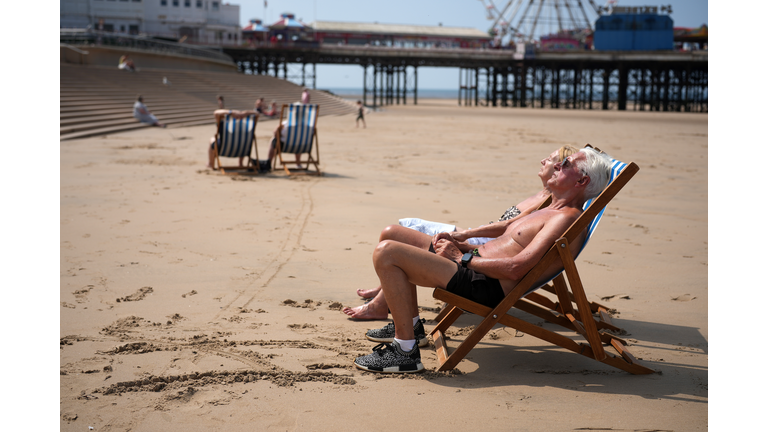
[{"x1": 445, "y1": 262, "x2": 506, "y2": 308}]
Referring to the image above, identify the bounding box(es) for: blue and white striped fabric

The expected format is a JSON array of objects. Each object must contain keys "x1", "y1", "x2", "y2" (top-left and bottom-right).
[
  {"x1": 578, "y1": 157, "x2": 628, "y2": 254},
  {"x1": 217, "y1": 114, "x2": 256, "y2": 158},
  {"x1": 281, "y1": 104, "x2": 317, "y2": 154}
]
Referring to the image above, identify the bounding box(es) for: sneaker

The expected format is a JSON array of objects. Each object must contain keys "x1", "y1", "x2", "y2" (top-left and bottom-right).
[
  {"x1": 365, "y1": 318, "x2": 428, "y2": 347},
  {"x1": 354, "y1": 340, "x2": 424, "y2": 374}
]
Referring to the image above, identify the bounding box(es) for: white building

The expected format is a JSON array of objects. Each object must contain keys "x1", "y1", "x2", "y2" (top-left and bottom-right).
[{"x1": 60, "y1": 0, "x2": 241, "y2": 46}]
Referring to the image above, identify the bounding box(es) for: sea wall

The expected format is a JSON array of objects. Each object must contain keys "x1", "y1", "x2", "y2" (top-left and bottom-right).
[{"x1": 60, "y1": 44, "x2": 238, "y2": 73}]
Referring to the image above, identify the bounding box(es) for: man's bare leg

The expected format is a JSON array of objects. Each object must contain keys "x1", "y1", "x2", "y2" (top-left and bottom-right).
[
  {"x1": 353, "y1": 240, "x2": 457, "y2": 373},
  {"x1": 373, "y1": 240, "x2": 458, "y2": 341},
  {"x1": 207, "y1": 138, "x2": 216, "y2": 169},
  {"x1": 354, "y1": 225, "x2": 433, "y2": 300}
]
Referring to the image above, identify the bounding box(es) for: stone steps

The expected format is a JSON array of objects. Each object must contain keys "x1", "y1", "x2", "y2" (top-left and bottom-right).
[{"x1": 60, "y1": 64, "x2": 357, "y2": 140}]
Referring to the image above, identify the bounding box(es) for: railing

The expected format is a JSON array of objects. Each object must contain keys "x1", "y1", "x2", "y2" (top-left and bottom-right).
[{"x1": 60, "y1": 30, "x2": 233, "y2": 63}]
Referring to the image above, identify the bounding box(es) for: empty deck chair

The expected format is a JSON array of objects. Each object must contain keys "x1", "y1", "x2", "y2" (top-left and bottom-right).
[
  {"x1": 273, "y1": 104, "x2": 321, "y2": 175},
  {"x1": 212, "y1": 112, "x2": 259, "y2": 174},
  {"x1": 430, "y1": 148, "x2": 654, "y2": 374}
]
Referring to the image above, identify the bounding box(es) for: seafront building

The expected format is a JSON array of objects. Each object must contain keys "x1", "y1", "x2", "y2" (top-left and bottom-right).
[{"x1": 60, "y1": 0, "x2": 241, "y2": 46}]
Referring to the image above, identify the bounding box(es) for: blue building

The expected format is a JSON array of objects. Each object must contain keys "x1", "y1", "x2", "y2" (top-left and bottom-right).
[{"x1": 593, "y1": 13, "x2": 673, "y2": 51}]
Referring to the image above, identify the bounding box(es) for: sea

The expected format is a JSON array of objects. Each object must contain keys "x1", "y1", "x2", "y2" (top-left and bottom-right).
[
  {"x1": 323, "y1": 87, "x2": 457, "y2": 101},
  {"x1": 322, "y1": 86, "x2": 708, "y2": 106}
]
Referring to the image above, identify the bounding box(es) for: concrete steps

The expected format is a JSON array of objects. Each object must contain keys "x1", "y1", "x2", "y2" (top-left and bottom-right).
[{"x1": 60, "y1": 64, "x2": 357, "y2": 140}]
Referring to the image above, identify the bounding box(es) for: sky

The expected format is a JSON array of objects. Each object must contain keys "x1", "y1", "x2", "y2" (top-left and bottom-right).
[{"x1": 235, "y1": 0, "x2": 709, "y2": 89}]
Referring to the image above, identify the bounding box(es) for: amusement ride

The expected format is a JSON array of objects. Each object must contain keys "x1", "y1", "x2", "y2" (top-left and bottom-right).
[{"x1": 478, "y1": 0, "x2": 613, "y2": 46}]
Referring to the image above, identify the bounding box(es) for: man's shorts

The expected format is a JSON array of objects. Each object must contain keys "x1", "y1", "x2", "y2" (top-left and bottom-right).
[
  {"x1": 428, "y1": 243, "x2": 505, "y2": 308},
  {"x1": 445, "y1": 262, "x2": 506, "y2": 308}
]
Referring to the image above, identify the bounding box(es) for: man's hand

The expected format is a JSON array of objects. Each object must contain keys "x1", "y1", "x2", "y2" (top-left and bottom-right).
[
  {"x1": 433, "y1": 238, "x2": 463, "y2": 263},
  {"x1": 432, "y1": 232, "x2": 458, "y2": 247},
  {"x1": 433, "y1": 231, "x2": 474, "y2": 253}
]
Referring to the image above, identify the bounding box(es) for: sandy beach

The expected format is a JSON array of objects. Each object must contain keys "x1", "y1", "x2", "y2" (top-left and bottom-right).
[{"x1": 58, "y1": 100, "x2": 708, "y2": 431}]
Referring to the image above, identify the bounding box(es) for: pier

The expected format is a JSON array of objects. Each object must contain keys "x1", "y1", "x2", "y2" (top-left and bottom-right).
[{"x1": 224, "y1": 45, "x2": 707, "y2": 112}]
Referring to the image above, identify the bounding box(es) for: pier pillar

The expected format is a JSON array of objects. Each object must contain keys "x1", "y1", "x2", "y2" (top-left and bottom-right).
[{"x1": 618, "y1": 66, "x2": 628, "y2": 111}]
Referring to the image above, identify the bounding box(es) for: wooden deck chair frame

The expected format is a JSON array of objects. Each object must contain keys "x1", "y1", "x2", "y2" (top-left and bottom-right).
[
  {"x1": 429, "y1": 149, "x2": 654, "y2": 375},
  {"x1": 212, "y1": 113, "x2": 259, "y2": 174},
  {"x1": 273, "y1": 104, "x2": 321, "y2": 175}
]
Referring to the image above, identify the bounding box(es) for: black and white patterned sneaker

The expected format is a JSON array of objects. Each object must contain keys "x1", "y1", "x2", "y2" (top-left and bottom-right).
[
  {"x1": 354, "y1": 340, "x2": 424, "y2": 374},
  {"x1": 365, "y1": 318, "x2": 428, "y2": 347}
]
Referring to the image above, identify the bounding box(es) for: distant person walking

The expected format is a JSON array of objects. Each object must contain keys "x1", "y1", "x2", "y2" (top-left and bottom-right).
[
  {"x1": 301, "y1": 88, "x2": 311, "y2": 104},
  {"x1": 133, "y1": 95, "x2": 165, "y2": 128},
  {"x1": 355, "y1": 100, "x2": 366, "y2": 128}
]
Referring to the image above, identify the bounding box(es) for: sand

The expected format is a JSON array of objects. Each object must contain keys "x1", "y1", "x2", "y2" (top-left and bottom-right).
[{"x1": 58, "y1": 100, "x2": 708, "y2": 431}]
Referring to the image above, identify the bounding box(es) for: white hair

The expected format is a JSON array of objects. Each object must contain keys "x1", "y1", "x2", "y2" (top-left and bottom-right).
[{"x1": 576, "y1": 147, "x2": 614, "y2": 200}]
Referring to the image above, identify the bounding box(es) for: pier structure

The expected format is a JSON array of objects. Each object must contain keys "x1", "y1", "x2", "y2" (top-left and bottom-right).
[{"x1": 224, "y1": 44, "x2": 707, "y2": 112}]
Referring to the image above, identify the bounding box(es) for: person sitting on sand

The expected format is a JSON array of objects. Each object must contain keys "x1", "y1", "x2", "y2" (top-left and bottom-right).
[
  {"x1": 343, "y1": 145, "x2": 579, "y2": 320},
  {"x1": 207, "y1": 109, "x2": 259, "y2": 170},
  {"x1": 254, "y1": 98, "x2": 266, "y2": 115},
  {"x1": 353, "y1": 147, "x2": 614, "y2": 373},
  {"x1": 133, "y1": 95, "x2": 165, "y2": 128},
  {"x1": 264, "y1": 100, "x2": 279, "y2": 118}
]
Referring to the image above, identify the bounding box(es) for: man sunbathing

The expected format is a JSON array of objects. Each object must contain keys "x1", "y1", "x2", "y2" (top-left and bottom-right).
[
  {"x1": 344, "y1": 145, "x2": 579, "y2": 321},
  {"x1": 353, "y1": 147, "x2": 613, "y2": 373}
]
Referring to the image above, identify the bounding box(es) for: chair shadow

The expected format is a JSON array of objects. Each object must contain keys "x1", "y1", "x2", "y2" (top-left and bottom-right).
[
  {"x1": 201, "y1": 169, "x2": 353, "y2": 180},
  {"x1": 420, "y1": 311, "x2": 707, "y2": 403}
]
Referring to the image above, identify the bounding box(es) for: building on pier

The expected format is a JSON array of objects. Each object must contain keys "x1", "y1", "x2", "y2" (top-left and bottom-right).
[{"x1": 309, "y1": 21, "x2": 492, "y2": 49}]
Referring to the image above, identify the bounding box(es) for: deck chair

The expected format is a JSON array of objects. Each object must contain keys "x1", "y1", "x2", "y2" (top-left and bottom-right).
[
  {"x1": 430, "y1": 148, "x2": 654, "y2": 374},
  {"x1": 273, "y1": 104, "x2": 321, "y2": 175},
  {"x1": 212, "y1": 113, "x2": 259, "y2": 174}
]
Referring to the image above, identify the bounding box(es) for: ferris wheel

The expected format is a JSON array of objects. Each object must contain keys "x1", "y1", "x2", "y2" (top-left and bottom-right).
[{"x1": 478, "y1": 0, "x2": 615, "y2": 44}]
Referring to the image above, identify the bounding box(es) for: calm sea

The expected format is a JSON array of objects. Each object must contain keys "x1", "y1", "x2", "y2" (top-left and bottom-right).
[
  {"x1": 323, "y1": 87, "x2": 457, "y2": 100},
  {"x1": 323, "y1": 87, "x2": 707, "y2": 104}
]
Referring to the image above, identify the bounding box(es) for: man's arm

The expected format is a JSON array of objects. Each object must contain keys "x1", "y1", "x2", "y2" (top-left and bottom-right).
[
  {"x1": 453, "y1": 204, "x2": 542, "y2": 242},
  {"x1": 465, "y1": 211, "x2": 578, "y2": 282},
  {"x1": 432, "y1": 209, "x2": 535, "y2": 253}
]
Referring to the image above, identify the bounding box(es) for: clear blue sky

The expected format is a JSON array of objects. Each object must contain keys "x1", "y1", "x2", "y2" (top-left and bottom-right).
[{"x1": 236, "y1": 0, "x2": 709, "y2": 90}]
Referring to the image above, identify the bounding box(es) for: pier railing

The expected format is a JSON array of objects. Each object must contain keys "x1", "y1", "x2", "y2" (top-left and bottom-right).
[{"x1": 60, "y1": 30, "x2": 233, "y2": 63}]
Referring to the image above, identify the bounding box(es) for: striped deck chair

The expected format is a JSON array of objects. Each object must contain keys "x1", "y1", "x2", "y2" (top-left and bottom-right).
[
  {"x1": 273, "y1": 104, "x2": 321, "y2": 175},
  {"x1": 213, "y1": 113, "x2": 258, "y2": 174},
  {"x1": 430, "y1": 147, "x2": 654, "y2": 374}
]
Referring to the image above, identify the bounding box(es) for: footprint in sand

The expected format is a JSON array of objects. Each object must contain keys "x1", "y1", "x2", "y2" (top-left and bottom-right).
[
  {"x1": 600, "y1": 294, "x2": 631, "y2": 301},
  {"x1": 283, "y1": 299, "x2": 323, "y2": 310},
  {"x1": 672, "y1": 294, "x2": 696, "y2": 302},
  {"x1": 116, "y1": 286, "x2": 153, "y2": 302}
]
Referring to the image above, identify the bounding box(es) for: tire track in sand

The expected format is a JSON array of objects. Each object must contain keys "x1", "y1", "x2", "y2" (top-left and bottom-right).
[{"x1": 212, "y1": 178, "x2": 318, "y2": 320}]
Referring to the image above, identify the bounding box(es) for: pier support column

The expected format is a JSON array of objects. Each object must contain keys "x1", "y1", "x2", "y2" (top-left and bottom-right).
[{"x1": 618, "y1": 66, "x2": 628, "y2": 111}]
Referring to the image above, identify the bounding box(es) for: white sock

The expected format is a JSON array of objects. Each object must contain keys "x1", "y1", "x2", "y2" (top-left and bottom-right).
[
  {"x1": 395, "y1": 338, "x2": 416, "y2": 352},
  {"x1": 412, "y1": 316, "x2": 421, "y2": 327}
]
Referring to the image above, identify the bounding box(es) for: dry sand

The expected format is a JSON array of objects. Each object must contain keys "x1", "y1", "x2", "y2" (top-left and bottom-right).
[{"x1": 58, "y1": 100, "x2": 708, "y2": 431}]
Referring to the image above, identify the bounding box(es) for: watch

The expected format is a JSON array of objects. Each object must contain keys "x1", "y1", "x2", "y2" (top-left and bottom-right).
[{"x1": 461, "y1": 252, "x2": 474, "y2": 267}]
